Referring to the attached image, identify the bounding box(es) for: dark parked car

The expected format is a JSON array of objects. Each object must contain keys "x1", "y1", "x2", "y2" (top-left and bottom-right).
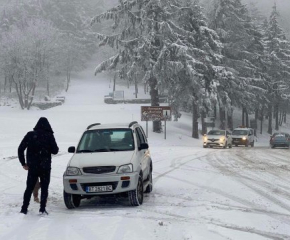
[{"x1": 270, "y1": 133, "x2": 290, "y2": 148}]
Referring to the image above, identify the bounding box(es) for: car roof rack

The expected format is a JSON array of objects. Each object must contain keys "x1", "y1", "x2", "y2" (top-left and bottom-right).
[
  {"x1": 87, "y1": 123, "x2": 101, "y2": 130},
  {"x1": 129, "y1": 121, "x2": 138, "y2": 127}
]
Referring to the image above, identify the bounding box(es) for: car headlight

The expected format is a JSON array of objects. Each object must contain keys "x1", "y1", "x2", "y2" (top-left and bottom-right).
[
  {"x1": 117, "y1": 164, "x2": 133, "y2": 174},
  {"x1": 220, "y1": 136, "x2": 225, "y2": 141},
  {"x1": 66, "y1": 167, "x2": 82, "y2": 176},
  {"x1": 242, "y1": 136, "x2": 247, "y2": 140},
  {"x1": 204, "y1": 137, "x2": 208, "y2": 141}
]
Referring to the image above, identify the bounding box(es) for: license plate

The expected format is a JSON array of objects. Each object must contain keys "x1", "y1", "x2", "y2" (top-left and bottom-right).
[{"x1": 86, "y1": 185, "x2": 113, "y2": 192}]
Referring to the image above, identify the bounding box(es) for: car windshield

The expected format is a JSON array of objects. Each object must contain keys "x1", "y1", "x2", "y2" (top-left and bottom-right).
[
  {"x1": 207, "y1": 130, "x2": 225, "y2": 135},
  {"x1": 232, "y1": 130, "x2": 248, "y2": 135},
  {"x1": 76, "y1": 128, "x2": 135, "y2": 153}
]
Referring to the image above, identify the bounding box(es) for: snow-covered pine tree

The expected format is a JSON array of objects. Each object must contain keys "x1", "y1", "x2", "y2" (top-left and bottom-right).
[
  {"x1": 91, "y1": 0, "x2": 192, "y2": 133},
  {"x1": 208, "y1": 0, "x2": 266, "y2": 128},
  {"x1": 152, "y1": 0, "x2": 224, "y2": 137},
  {"x1": 264, "y1": 4, "x2": 290, "y2": 134}
]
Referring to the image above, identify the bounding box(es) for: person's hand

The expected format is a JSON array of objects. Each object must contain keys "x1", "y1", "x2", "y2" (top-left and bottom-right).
[{"x1": 23, "y1": 165, "x2": 29, "y2": 170}]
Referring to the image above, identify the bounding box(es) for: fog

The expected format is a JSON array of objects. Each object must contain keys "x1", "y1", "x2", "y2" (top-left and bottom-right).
[{"x1": 242, "y1": 0, "x2": 290, "y2": 34}]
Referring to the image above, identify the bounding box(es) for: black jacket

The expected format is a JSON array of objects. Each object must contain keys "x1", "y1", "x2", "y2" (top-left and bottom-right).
[{"x1": 18, "y1": 117, "x2": 59, "y2": 170}]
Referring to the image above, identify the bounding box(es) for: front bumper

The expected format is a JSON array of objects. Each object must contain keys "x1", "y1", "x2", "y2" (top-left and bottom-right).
[
  {"x1": 204, "y1": 139, "x2": 226, "y2": 147},
  {"x1": 63, "y1": 171, "x2": 139, "y2": 195},
  {"x1": 232, "y1": 138, "x2": 248, "y2": 145}
]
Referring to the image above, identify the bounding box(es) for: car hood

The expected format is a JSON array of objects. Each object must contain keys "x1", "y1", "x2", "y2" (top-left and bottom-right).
[
  {"x1": 206, "y1": 135, "x2": 223, "y2": 139},
  {"x1": 69, "y1": 151, "x2": 135, "y2": 168}
]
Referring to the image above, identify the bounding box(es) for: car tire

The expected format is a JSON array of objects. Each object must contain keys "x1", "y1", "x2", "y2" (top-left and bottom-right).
[
  {"x1": 129, "y1": 175, "x2": 143, "y2": 206},
  {"x1": 223, "y1": 142, "x2": 227, "y2": 149},
  {"x1": 245, "y1": 141, "x2": 249, "y2": 147},
  {"x1": 63, "y1": 190, "x2": 81, "y2": 209},
  {"x1": 144, "y1": 170, "x2": 153, "y2": 193},
  {"x1": 271, "y1": 145, "x2": 275, "y2": 149},
  {"x1": 203, "y1": 145, "x2": 208, "y2": 148},
  {"x1": 235, "y1": 144, "x2": 238, "y2": 147},
  {"x1": 229, "y1": 144, "x2": 232, "y2": 148},
  {"x1": 251, "y1": 141, "x2": 254, "y2": 147}
]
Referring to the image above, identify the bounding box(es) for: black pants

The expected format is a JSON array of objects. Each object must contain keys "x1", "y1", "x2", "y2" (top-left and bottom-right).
[{"x1": 22, "y1": 168, "x2": 51, "y2": 210}]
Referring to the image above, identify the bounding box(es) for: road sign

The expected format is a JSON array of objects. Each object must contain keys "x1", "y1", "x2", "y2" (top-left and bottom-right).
[{"x1": 141, "y1": 106, "x2": 171, "y2": 121}]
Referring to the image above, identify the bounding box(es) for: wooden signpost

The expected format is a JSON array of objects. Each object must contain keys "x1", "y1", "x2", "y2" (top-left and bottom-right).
[{"x1": 141, "y1": 106, "x2": 172, "y2": 139}]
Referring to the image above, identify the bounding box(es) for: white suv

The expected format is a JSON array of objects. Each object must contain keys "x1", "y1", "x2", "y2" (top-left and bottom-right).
[
  {"x1": 63, "y1": 121, "x2": 153, "y2": 208},
  {"x1": 232, "y1": 127, "x2": 255, "y2": 147}
]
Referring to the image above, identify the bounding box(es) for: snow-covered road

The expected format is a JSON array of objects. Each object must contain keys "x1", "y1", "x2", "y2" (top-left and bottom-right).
[{"x1": 1, "y1": 64, "x2": 290, "y2": 239}]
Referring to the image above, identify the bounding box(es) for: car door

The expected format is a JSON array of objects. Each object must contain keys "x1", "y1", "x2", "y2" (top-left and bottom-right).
[{"x1": 135, "y1": 127, "x2": 149, "y2": 180}]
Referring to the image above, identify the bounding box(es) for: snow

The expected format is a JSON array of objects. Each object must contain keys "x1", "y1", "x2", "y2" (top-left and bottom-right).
[{"x1": 1, "y1": 59, "x2": 290, "y2": 240}]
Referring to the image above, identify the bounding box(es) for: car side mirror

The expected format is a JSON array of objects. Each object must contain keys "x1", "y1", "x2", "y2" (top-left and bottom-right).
[
  {"x1": 139, "y1": 143, "x2": 149, "y2": 150},
  {"x1": 68, "y1": 146, "x2": 75, "y2": 153}
]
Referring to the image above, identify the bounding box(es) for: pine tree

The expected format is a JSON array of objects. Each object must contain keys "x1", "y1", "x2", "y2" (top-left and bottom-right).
[
  {"x1": 209, "y1": 0, "x2": 266, "y2": 129},
  {"x1": 91, "y1": 0, "x2": 186, "y2": 133},
  {"x1": 264, "y1": 4, "x2": 290, "y2": 134}
]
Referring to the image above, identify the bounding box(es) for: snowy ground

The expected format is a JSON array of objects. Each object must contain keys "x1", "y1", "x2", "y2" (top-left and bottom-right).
[{"x1": 1, "y1": 60, "x2": 290, "y2": 240}]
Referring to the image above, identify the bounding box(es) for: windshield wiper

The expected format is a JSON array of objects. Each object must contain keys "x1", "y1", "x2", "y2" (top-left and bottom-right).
[
  {"x1": 77, "y1": 150, "x2": 93, "y2": 153},
  {"x1": 93, "y1": 148, "x2": 110, "y2": 152}
]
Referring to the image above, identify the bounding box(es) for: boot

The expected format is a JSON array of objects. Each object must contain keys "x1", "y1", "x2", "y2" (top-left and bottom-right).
[
  {"x1": 39, "y1": 207, "x2": 48, "y2": 215},
  {"x1": 20, "y1": 208, "x2": 28, "y2": 215}
]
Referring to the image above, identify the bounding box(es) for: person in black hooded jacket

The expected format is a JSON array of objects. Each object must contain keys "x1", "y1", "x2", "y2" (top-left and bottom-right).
[{"x1": 18, "y1": 117, "x2": 59, "y2": 215}]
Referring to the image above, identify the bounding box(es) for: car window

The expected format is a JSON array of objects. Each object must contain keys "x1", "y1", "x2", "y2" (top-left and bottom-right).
[
  {"x1": 232, "y1": 130, "x2": 249, "y2": 135},
  {"x1": 139, "y1": 126, "x2": 148, "y2": 143},
  {"x1": 77, "y1": 128, "x2": 135, "y2": 152},
  {"x1": 136, "y1": 127, "x2": 145, "y2": 147},
  {"x1": 207, "y1": 130, "x2": 225, "y2": 135}
]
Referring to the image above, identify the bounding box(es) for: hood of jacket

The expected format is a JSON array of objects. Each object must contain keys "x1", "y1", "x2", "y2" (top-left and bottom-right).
[{"x1": 33, "y1": 117, "x2": 54, "y2": 133}]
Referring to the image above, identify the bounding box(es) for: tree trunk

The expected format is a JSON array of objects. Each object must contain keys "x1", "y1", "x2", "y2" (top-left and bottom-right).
[
  {"x1": 201, "y1": 110, "x2": 207, "y2": 135},
  {"x1": 254, "y1": 109, "x2": 258, "y2": 136},
  {"x1": 267, "y1": 104, "x2": 272, "y2": 134},
  {"x1": 66, "y1": 70, "x2": 71, "y2": 92},
  {"x1": 219, "y1": 106, "x2": 225, "y2": 130},
  {"x1": 242, "y1": 107, "x2": 245, "y2": 126},
  {"x1": 279, "y1": 110, "x2": 283, "y2": 126},
  {"x1": 227, "y1": 109, "x2": 233, "y2": 131},
  {"x1": 134, "y1": 79, "x2": 138, "y2": 98},
  {"x1": 192, "y1": 99, "x2": 199, "y2": 139},
  {"x1": 283, "y1": 111, "x2": 287, "y2": 123},
  {"x1": 275, "y1": 103, "x2": 279, "y2": 130},
  {"x1": 260, "y1": 107, "x2": 264, "y2": 134},
  {"x1": 150, "y1": 77, "x2": 161, "y2": 133},
  {"x1": 27, "y1": 83, "x2": 36, "y2": 110},
  {"x1": 14, "y1": 82, "x2": 24, "y2": 110},
  {"x1": 245, "y1": 108, "x2": 249, "y2": 127},
  {"x1": 113, "y1": 73, "x2": 116, "y2": 92}
]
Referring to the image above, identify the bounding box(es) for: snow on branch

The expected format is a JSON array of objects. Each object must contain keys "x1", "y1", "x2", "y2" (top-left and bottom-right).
[
  {"x1": 94, "y1": 54, "x2": 120, "y2": 75},
  {"x1": 91, "y1": 0, "x2": 137, "y2": 25}
]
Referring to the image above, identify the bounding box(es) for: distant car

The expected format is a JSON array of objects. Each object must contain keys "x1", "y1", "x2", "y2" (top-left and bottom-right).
[
  {"x1": 203, "y1": 129, "x2": 232, "y2": 148},
  {"x1": 270, "y1": 132, "x2": 290, "y2": 148},
  {"x1": 231, "y1": 127, "x2": 255, "y2": 147}
]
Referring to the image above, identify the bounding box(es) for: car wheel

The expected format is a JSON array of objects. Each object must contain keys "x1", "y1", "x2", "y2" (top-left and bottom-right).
[
  {"x1": 229, "y1": 144, "x2": 232, "y2": 148},
  {"x1": 235, "y1": 144, "x2": 238, "y2": 147},
  {"x1": 271, "y1": 145, "x2": 275, "y2": 149},
  {"x1": 144, "y1": 170, "x2": 153, "y2": 193},
  {"x1": 251, "y1": 141, "x2": 254, "y2": 147},
  {"x1": 128, "y1": 175, "x2": 143, "y2": 206},
  {"x1": 245, "y1": 141, "x2": 249, "y2": 147},
  {"x1": 63, "y1": 190, "x2": 81, "y2": 209},
  {"x1": 203, "y1": 145, "x2": 208, "y2": 148}
]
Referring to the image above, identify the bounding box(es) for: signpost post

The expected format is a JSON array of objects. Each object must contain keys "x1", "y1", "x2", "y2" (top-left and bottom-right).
[{"x1": 141, "y1": 106, "x2": 171, "y2": 138}]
